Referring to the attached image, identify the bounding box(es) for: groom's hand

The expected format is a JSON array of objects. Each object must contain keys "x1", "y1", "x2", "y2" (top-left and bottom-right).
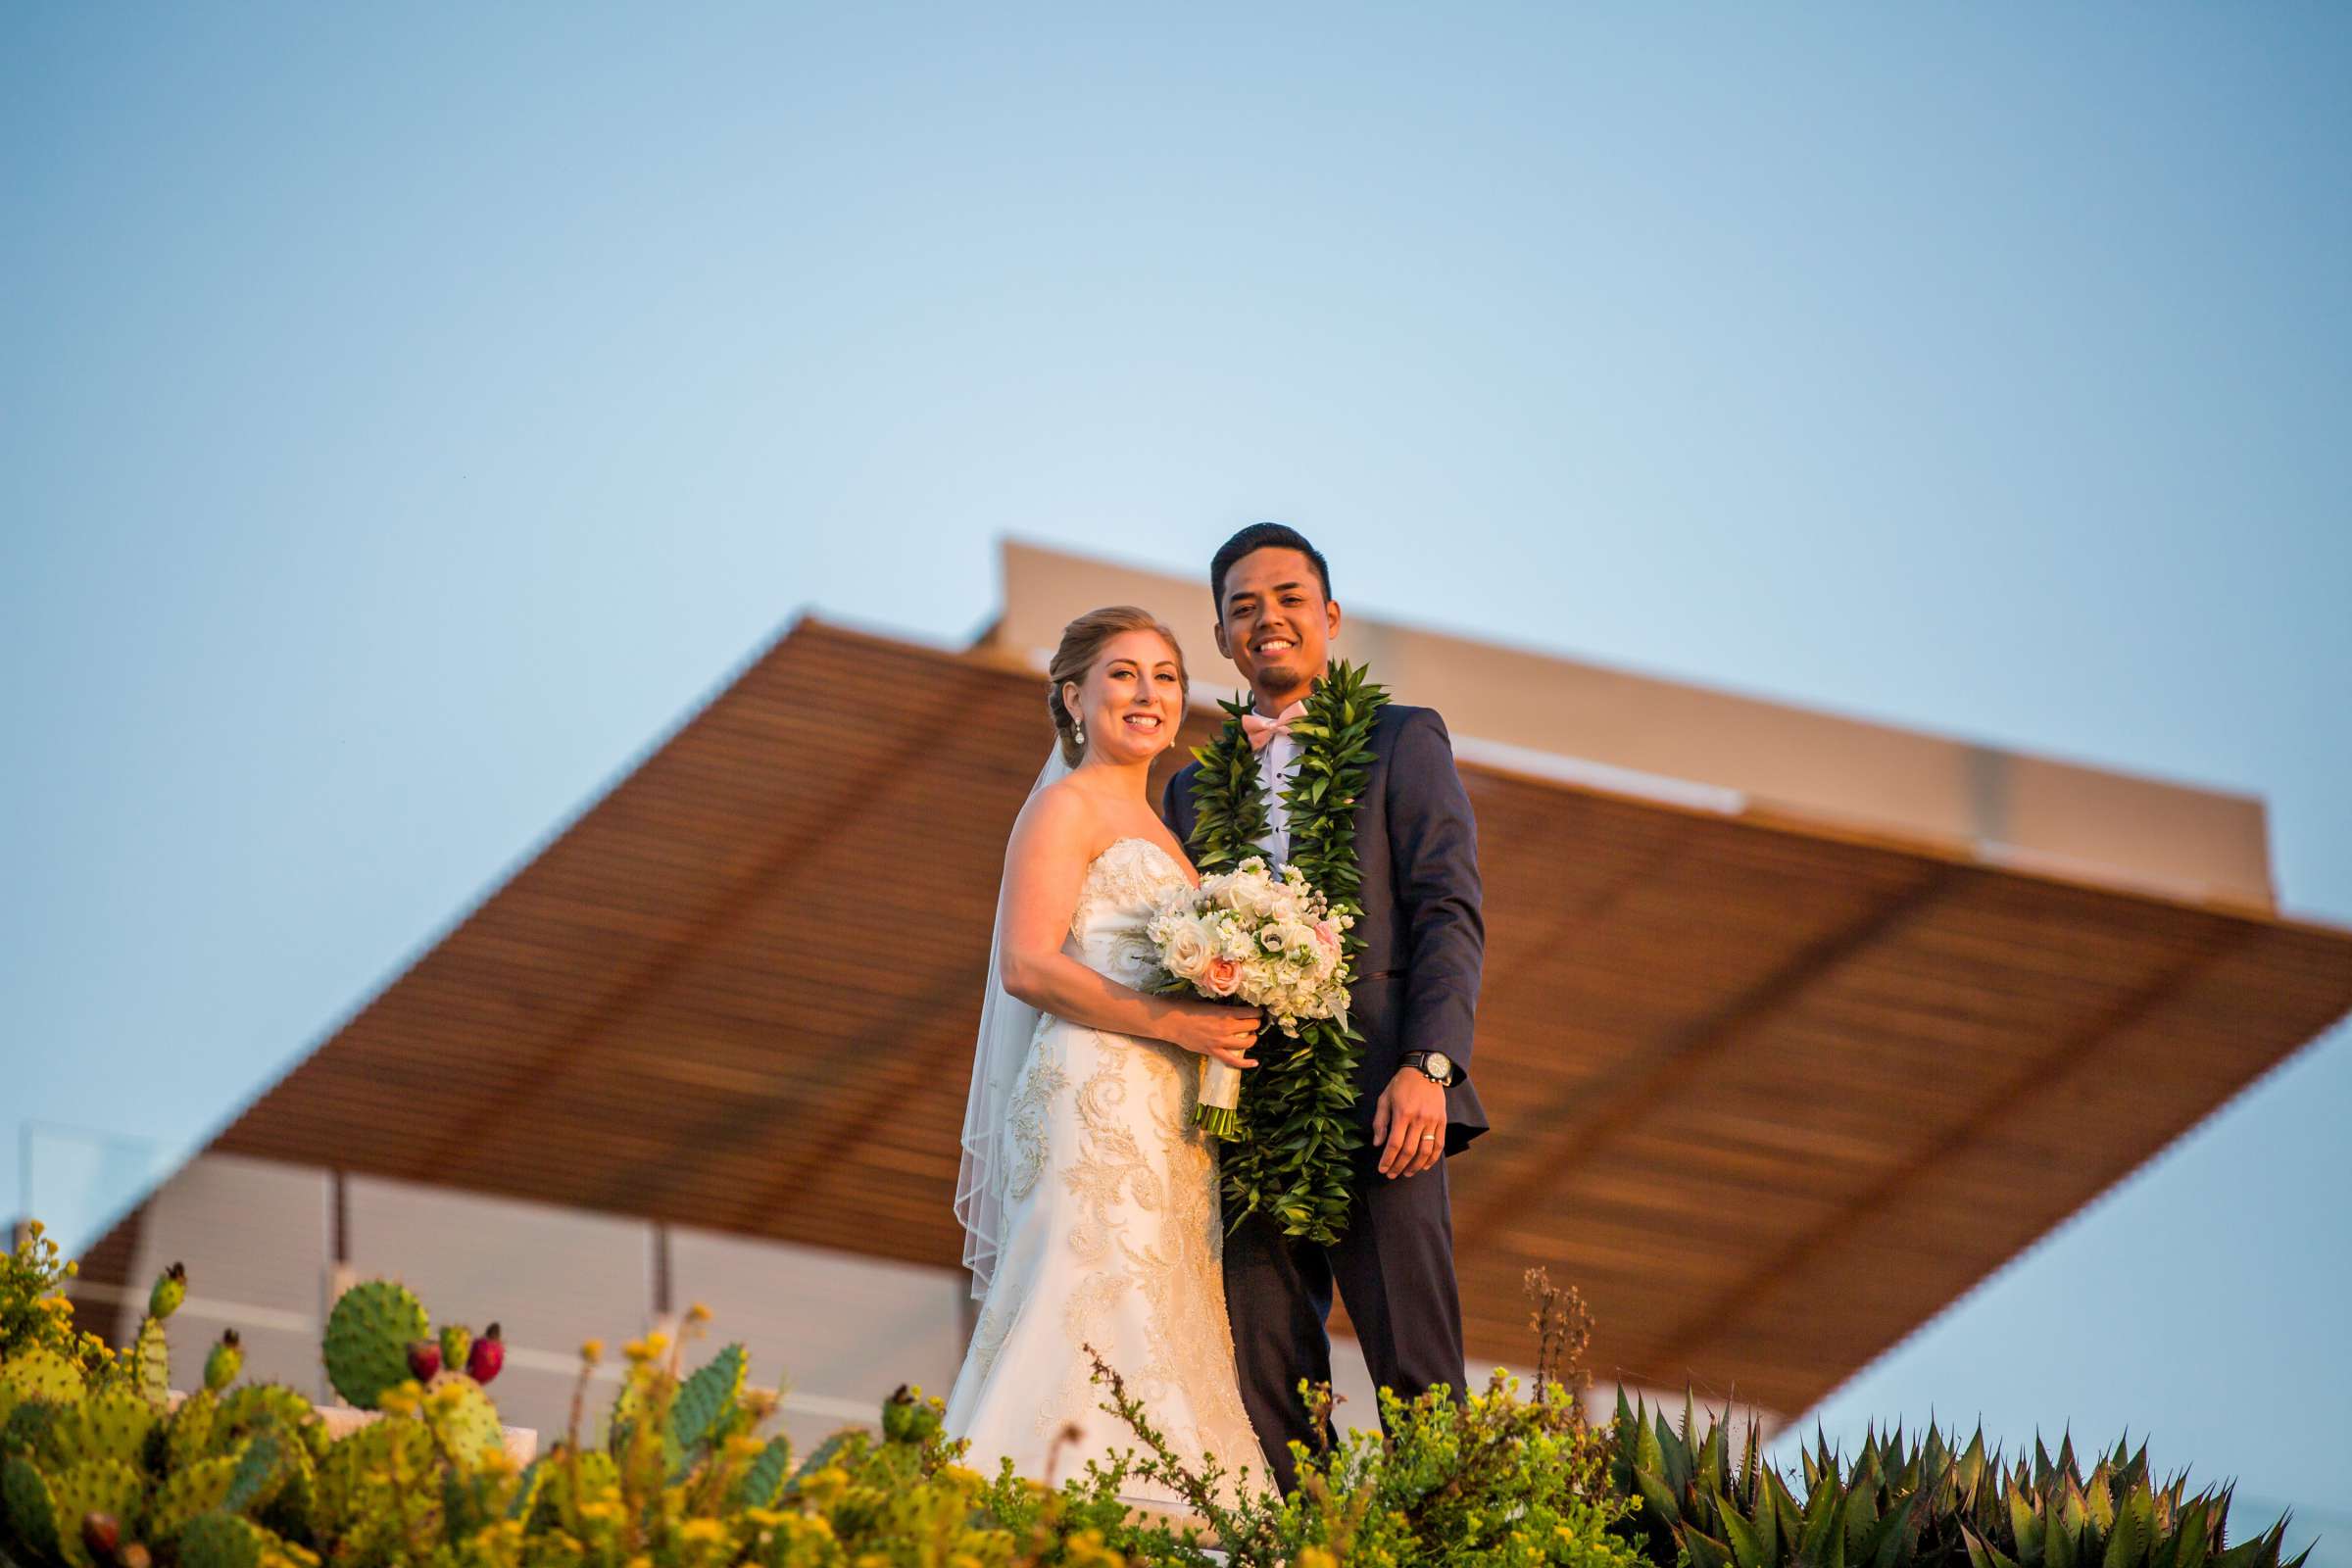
[{"x1": 1373, "y1": 1069, "x2": 1447, "y2": 1179}]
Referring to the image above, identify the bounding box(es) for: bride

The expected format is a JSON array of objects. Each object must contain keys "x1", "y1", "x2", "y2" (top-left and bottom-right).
[{"x1": 945, "y1": 605, "x2": 1271, "y2": 1504}]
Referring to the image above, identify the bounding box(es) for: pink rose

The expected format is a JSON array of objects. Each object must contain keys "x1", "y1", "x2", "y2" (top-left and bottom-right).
[
  {"x1": 1202, "y1": 956, "x2": 1243, "y2": 997},
  {"x1": 1313, "y1": 920, "x2": 1340, "y2": 952}
]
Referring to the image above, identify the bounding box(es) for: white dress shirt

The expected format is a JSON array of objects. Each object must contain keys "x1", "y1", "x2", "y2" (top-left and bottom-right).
[{"x1": 1255, "y1": 726, "x2": 1300, "y2": 864}]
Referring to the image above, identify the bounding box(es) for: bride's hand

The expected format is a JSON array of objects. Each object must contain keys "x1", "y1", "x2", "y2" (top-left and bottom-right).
[{"x1": 1161, "y1": 1002, "x2": 1261, "y2": 1069}]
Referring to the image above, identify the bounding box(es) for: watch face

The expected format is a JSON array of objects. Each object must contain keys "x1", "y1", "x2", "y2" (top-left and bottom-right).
[{"x1": 1423, "y1": 1053, "x2": 1453, "y2": 1081}]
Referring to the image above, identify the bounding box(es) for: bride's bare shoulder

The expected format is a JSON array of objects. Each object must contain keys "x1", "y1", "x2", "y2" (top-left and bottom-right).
[{"x1": 1008, "y1": 775, "x2": 1102, "y2": 849}]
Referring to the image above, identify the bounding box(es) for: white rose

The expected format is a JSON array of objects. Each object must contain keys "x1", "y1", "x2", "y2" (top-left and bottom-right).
[{"x1": 1159, "y1": 918, "x2": 1212, "y2": 981}]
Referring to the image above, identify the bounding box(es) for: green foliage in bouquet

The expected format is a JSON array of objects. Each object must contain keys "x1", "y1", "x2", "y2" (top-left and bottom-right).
[
  {"x1": 1183, "y1": 660, "x2": 1389, "y2": 1246},
  {"x1": 1607, "y1": 1391, "x2": 2312, "y2": 1568}
]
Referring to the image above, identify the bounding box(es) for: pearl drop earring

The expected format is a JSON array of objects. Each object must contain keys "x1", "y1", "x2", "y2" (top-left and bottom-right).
[{"x1": 1073, "y1": 717, "x2": 1086, "y2": 748}]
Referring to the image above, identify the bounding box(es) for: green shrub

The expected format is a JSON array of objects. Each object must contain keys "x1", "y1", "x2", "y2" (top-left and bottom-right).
[{"x1": 0, "y1": 1237, "x2": 2314, "y2": 1568}]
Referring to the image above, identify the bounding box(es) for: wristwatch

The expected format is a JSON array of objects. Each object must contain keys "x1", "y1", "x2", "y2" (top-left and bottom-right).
[{"x1": 1403, "y1": 1051, "x2": 1456, "y2": 1087}]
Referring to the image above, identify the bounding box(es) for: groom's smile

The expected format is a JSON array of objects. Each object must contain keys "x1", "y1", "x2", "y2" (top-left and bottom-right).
[{"x1": 1213, "y1": 542, "x2": 1343, "y2": 712}]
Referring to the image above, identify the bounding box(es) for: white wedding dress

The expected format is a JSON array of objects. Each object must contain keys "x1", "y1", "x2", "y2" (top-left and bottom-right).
[{"x1": 943, "y1": 835, "x2": 1267, "y2": 1506}]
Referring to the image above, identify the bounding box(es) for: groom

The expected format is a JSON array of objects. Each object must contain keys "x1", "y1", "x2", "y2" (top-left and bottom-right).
[{"x1": 1163, "y1": 521, "x2": 1488, "y2": 1493}]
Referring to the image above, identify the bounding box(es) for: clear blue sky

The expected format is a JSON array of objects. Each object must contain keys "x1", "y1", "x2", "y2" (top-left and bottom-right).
[{"x1": 6, "y1": 2, "x2": 2348, "y2": 1551}]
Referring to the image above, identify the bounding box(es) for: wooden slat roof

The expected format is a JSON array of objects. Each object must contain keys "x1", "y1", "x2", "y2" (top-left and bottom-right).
[{"x1": 151, "y1": 619, "x2": 2352, "y2": 1415}]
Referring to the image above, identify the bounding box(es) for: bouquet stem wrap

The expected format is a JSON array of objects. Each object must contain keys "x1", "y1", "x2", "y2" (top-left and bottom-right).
[{"x1": 1197, "y1": 1058, "x2": 1243, "y2": 1140}]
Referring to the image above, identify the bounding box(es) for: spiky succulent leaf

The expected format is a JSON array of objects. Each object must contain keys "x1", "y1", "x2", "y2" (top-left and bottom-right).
[
  {"x1": 321, "y1": 1282, "x2": 427, "y2": 1412},
  {"x1": 504, "y1": 1455, "x2": 548, "y2": 1522},
  {"x1": 666, "y1": 1344, "x2": 747, "y2": 1455},
  {"x1": 727, "y1": 1434, "x2": 793, "y2": 1510}
]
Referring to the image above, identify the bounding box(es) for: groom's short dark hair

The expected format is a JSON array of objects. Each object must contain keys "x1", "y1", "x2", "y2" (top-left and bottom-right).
[{"x1": 1210, "y1": 522, "x2": 1332, "y2": 620}]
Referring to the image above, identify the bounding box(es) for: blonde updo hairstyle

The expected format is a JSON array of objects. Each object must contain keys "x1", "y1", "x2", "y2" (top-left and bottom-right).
[{"x1": 1047, "y1": 605, "x2": 1189, "y2": 766}]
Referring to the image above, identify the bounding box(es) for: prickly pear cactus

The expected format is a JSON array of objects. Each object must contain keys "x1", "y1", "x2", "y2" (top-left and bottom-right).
[
  {"x1": 176, "y1": 1510, "x2": 274, "y2": 1568},
  {"x1": 321, "y1": 1281, "x2": 427, "y2": 1411},
  {"x1": 147, "y1": 1262, "x2": 187, "y2": 1322},
  {"x1": 167, "y1": 1388, "x2": 220, "y2": 1470},
  {"x1": 130, "y1": 1315, "x2": 172, "y2": 1408},
  {"x1": 0, "y1": 1396, "x2": 56, "y2": 1464},
  {"x1": 0, "y1": 1348, "x2": 85, "y2": 1405},
  {"x1": 202, "y1": 1329, "x2": 242, "y2": 1394},
  {"x1": 43, "y1": 1459, "x2": 143, "y2": 1568},
  {"x1": 216, "y1": 1384, "x2": 327, "y2": 1462},
  {"x1": 140, "y1": 1450, "x2": 240, "y2": 1544},
  {"x1": 436, "y1": 1325, "x2": 471, "y2": 1381},
  {"x1": 38, "y1": 1387, "x2": 156, "y2": 1477},
  {"x1": 314, "y1": 1416, "x2": 434, "y2": 1535},
  {"x1": 422, "y1": 1376, "x2": 503, "y2": 1469},
  {"x1": 1, "y1": 1453, "x2": 64, "y2": 1561}
]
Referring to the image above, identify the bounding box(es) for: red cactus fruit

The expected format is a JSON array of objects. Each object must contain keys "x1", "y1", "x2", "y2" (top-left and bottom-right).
[
  {"x1": 81, "y1": 1513, "x2": 122, "y2": 1563},
  {"x1": 466, "y1": 1322, "x2": 504, "y2": 1385},
  {"x1": 406, "y1": 1339, "x2": 442, "y2": 1382}
]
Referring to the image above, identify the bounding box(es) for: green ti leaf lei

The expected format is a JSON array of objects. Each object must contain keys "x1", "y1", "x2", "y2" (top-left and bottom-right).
[{"x1": 1182, "y1": 660, "x2": 1390, "y2": 1246}]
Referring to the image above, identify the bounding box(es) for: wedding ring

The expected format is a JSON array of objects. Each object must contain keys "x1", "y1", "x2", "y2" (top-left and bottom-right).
[{"x1": 1418, "y1": 1133, "x2": 1436, "y2": 1144}]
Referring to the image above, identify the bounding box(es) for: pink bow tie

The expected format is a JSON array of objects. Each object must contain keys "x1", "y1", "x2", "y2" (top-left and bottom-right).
[{"x1": 1242, "y1": 700, "x2": 1307, "y2": 754}]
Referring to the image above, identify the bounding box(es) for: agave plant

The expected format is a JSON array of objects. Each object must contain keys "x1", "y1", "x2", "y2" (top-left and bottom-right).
[{"x1": 1607, "y1": 1392, "x2": 2309, "y2": 1568}]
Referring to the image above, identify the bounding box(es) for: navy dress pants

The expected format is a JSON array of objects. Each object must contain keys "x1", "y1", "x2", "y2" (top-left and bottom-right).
[{"x1": 1219, "y1": 1151, "x2": 1469, "y2": 1494}]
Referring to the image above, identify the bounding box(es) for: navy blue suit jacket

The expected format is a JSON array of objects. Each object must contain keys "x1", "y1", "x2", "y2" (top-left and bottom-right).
[{"x1": 1164, "y1": 702, "x2": 1490, "y2": 1155}]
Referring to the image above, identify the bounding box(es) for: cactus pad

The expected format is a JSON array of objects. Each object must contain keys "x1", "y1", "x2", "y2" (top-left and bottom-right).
[
  {"x1": 141, "y1": 1450, "x2": 239, "y2": 1544},
  {"x1": 423, "y1": 1376, "x2": 503, "y2": 1469},
  {"x1": 0, "y1": 1348, "x2": 85, "y2": 1405},
  {"x1": 43, "y1": 1389, "x2": 156, "y2": 1471},
  {"x1": 217, "y1": 1384, "x2": 327, "y2": 1460},
  {"x1": 2, "y1": 1454, "x2": 63, "y2": 1561},
  {"x1": 45, "y1": 1459, "x2": 143, "y2": 1568},
  {"x1": 130, "y1": 1315, "x2": 172, "y2": 1408},
  {"x1": 167, "y1": 1388, "x2": 220, "y2": 1470},
  {"x1": 322, "y1": 1281, "x2": 427, "y2": 1411},
  {"x1": 315, "y1": 1417, "x2": 434, "y2": 1533},
  {"x1": 176, "y1": 1511, "x2": 271, "y2": 1568}
]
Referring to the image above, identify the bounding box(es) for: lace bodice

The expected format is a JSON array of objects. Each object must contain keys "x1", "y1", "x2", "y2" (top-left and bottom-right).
[{"x1": 1067, "y1": 836, "x2": 1193, "y2": 989}]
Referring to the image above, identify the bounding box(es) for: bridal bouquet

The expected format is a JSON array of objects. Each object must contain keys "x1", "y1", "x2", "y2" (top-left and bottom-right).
[{"x1": 1147, "y1": 856, "x2": 1355, "y2": 1139}]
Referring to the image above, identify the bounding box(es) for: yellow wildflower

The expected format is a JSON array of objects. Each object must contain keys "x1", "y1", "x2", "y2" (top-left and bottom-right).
[
  {"x1": 678, "y1": 1519, "x2": 727, "y2": 1545},
  {"x1": 686, "y1": 1301, "x2": 712, "y2": 1325},
  {"x1": 579, "y1": 1339, "x2": 604, "y2": 1366}
]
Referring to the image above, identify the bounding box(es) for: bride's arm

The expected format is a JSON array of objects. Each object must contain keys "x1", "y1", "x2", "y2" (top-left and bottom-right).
[{"x1": 998, "y1": 789, "x2": 1260, "y2": 1069}]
